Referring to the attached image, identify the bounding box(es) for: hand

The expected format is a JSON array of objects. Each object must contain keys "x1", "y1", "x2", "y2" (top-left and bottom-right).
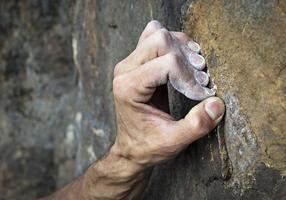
[
  {"x1": 41, "y1": 21, "x2": 225, "y2": 200},
  {"x1": 112, "y1": 20, "x2": 224, "y2": 166},
  {"x1": 109, "y1": 20, "x2": 225, "y2": 198}
]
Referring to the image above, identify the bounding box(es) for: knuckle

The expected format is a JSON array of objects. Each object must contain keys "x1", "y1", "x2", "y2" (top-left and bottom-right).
[
  {"x1": 191, "y1": 115, "x2": 212, "y2": 137},
  {"x1": 178, "y1": 32, "x2": 191, "y2": 41},
  {"x1": 113, "y1": 61, "x2": 124, "y2": 76},
  {"x1": 113, "y1": 64, "x2": 120, "y2": 77},
  {"x1": 146, "y1": 20, "x2": 162, "y2": 30},
  {"x1": 113, "y1": 74, "x2": 135, "y2": 103},
  {"x1": 155, "y1": 28, "x2": 172, "y2": 47},
  {"x1": 113, "y1": 75, "x2": 127, "y2": 100},
  {"x1": 167, "y1": 52, "x2": 183, "y2": 68},
  {"x1": 191, "y1": 116, "x2": 204, "y2": 132},
  {"x1": 180, "y1": 32, "x2": 189, "y2": 39}
]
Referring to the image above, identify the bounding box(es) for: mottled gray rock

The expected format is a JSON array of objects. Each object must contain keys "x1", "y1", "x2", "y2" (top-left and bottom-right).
[{"x1": 0, "y1": 0, "x2": 77, "y2": 199}]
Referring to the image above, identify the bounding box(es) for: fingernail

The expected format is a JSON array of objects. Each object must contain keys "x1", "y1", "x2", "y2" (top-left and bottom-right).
[
  {"x1": 194, "y1": 71, "x2": 209, "y2": 86},
  {"x1": 189, "y1": 53, "x2": 206, "y2": 70},
  {"x1": 188, "y1": 41, "x2": 201, "y2": 53},
  {"x1": 205, "y1": 98, "x2": 225, "y2": 121}
]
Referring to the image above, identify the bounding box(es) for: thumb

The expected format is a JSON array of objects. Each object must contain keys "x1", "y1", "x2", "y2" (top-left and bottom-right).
[{"x1": 168, "y1": 97, "x2": 225, "y2": 147}]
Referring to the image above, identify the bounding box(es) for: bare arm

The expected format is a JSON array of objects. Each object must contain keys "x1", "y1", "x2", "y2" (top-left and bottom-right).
[
  {"x1": 41, "y1": 20, "x2": 225, "y2": 200},
  {"x1": 40, "y1": 151, "x2": 151, "y2": 199}
]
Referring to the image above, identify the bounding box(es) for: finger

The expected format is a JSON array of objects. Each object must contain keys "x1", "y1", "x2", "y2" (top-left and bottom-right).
[
  {"x1": 114, "y1": 28, "x2": 173, "y2": 76},
  {"x1": 166, "y1": 97, "x2": 225, "y2": 148},
  {"x1": 140, "y1": 28, "x2": 193, "y2": 46},
  {"x1": 131, "y1": 28, "x2": 174, "y2": 66},
  {"x1": 170, "y1": 77, "x2": 216, "y2": 101},
  {"x1": 194, "y1": 71, "x2": 209, "y2": 86},
  {"x1": 117, "y1": 21, "x2": 200, "y2": 76},
  {"x1": 115, "y1": 21, "x2": 167, "y2": 76},
  {"x1": 179, "y1": 43, "x2": 205, "y2": 71},
  {"x1": 171, "y1": 34, "x2": 201, "y2": 53},
  {"x1": 188, "y1": 53, "x2": 206, "y2": 70},
  {"x1": 136, "y1": 30, "x2": 204, "y2": 67},
  {"x1": 171, "y1": 32, "x2": 191, "y2": 43},
  {"x1": 137, "y1": 20, "x2": 164, "y2": 45},
  {"x1": 187, "y1": 40, "x2": 201, "y2": 53},
  {"x1": 113, "y1": 30, "x2": 194, "y2": 76},
  {"x1": 115, "y1": 51, "x2": 215, "y2": 103},
  {"x1": 113, "y1": 52, "x2": 182, "y2": 103},
  {"x1": 137, "y1": 20, "x2": 191, "y2": 45}
]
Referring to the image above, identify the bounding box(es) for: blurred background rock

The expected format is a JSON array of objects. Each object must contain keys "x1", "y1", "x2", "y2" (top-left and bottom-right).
[{"x1": 0, "y1": 1, "x2": 78, "y2": 199}]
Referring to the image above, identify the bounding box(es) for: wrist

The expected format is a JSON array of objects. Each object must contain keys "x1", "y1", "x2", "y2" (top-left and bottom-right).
[
  {"x1": 82, "y1": 144, "x2": 151, "y2": 199},
  {"x1": 93, "y1": 145, "x2": 145, "y2": 182}
]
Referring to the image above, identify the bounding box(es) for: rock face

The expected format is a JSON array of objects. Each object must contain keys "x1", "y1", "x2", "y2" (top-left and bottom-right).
[
  {"x1": 0, "y1": 0, "x2": 285, "y2": 199},
  {"x1": 73, "y1": 0, "x2": 286, "y2": 199},
  {"x1": 0, "y1": 1, "x2": 78, "y2": 199}
]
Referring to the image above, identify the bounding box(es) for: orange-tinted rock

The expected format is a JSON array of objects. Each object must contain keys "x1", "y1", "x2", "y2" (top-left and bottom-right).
[{"x1": 184, "y1": 0, "x2": 286, "y2": 181}]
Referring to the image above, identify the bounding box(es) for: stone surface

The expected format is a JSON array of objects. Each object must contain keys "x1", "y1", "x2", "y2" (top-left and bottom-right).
[
  {"x1": 0, "y1": 0, "x2": 77, "y2": 199},
  {"x1": 73, "y1": 0, "x2": 286, "y2": 199},
  {"x1": 0, "y1": 0, "x2": 285, "y2": 199},
  {"x1": 185, "y1": 0, "x2": 286, "y2": 193}
]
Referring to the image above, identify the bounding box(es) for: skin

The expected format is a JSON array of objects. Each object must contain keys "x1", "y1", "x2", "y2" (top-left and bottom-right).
[{"x1": 41, "y1": 20, "x2": 225, "y2": 200}]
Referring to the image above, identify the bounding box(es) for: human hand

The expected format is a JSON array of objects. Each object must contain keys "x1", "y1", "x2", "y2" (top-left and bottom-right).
[
  {"x1": 41, "y1": 21, "x2": 225, "y2": 200},
  {"x1": 111, "y1": 20, "x2": 224, "y2": 168},
  {"x1": 80, "y1": 20, "x2": 225, "y2": 200}
]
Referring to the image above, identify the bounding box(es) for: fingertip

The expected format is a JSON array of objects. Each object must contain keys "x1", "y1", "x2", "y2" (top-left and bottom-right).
[
  {"x1": 189, "y1": 53, "x2": 206, "y2": 70},
  {"x1": 174, "y1": 97, "x2": 224, "y2": 144},
  {"x1": 147, "y1": 20, "x2": 164, "y2": 29},
  {"x1": 181, "y1": 83, "x2": 216, "y2": 101},
  {"x1": 194, "y1": 71, "x2": 209, "y2": 86},
  {"x1": 138, "y1": 20, "x2": 165, "y2": 45},
  {"x1": 204, "y1": 97, "x2": 225, "y2": 123},
  {"x1": 188, "y1": 41, "x2": 201, "y2": 53}
]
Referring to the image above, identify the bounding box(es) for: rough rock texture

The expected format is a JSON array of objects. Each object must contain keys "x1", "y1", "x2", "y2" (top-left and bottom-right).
[
  {"x1": 1, "y1": 0, "x2": 285, "y2": 199},
  {"x1": 73, "y1": 0, "x2": 286, "y2": 199},
  {"x1": 0, "y1": 1, "x2": 78, "y2": 199},
  {"x1": 183, "y1": 0, "x2": 286, "y2": 196},
  {"x1": 186, "y1": 0, "x2": 286, "y2": 175}
]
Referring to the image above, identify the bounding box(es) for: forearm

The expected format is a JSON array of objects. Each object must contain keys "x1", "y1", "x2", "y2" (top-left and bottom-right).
[
  {"x1": 40, "y1": 148, "x2": 151, "y2": 200},
  {"x1": 83, "y1": 147, "x2": 152, "y2": 199}
]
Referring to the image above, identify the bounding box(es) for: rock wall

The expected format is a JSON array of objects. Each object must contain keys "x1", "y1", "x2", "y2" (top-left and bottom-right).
[
  {"x1": 143, "y1": 1, "x2": 286, "y2": 199},
  {"x1": 73, "y1": 0, "x2": 286, "y2": 199},
  {"x1": 0, "y1": 0, "x2": 285, "y2": 199},
  {"x1": 0, "y1": 1, "x2": 78, "y2": 199}
]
